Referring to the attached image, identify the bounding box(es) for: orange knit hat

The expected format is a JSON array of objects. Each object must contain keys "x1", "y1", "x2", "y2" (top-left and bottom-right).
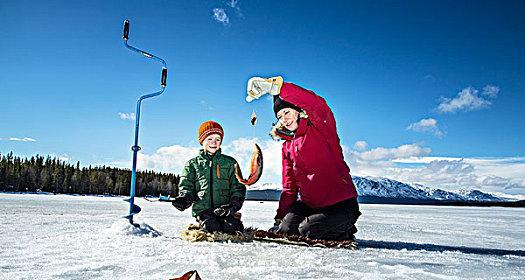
[{"x1": 198, "y1": 121, "x2": 224, "y2": 144}]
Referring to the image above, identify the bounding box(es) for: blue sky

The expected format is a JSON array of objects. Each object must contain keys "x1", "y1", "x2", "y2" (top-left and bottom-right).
[{"x1": 1, "y1": 0, "x2": 524, "y2": 195}]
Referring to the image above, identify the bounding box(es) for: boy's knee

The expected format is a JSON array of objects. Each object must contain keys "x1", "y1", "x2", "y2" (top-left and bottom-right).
[
  {"x1": 198, "y1": 215, "x2": 221, "y2": 233},
  {"x1": 222, "y1": 217, "x2": 244, "y2": 233},
  {"x1": 201, "y1": 220, "x2": 221, "y2": 232}
]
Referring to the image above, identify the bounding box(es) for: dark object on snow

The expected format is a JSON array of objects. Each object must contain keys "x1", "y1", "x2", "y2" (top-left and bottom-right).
[{"x1": 170, "y1": 270, "x2": 202, "y2": 280}]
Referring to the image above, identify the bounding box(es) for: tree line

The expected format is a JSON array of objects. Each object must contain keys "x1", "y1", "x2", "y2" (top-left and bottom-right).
[{"x1": 0, "y1": 152, "x2": 180, "y2": 197}]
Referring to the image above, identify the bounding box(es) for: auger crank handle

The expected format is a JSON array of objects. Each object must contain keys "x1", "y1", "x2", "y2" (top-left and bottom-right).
[
  {"x1": 123, "y1": 20, "x2": 130, "y2": 40},
  {"x1": 161, "y1": 68, "x2": 167, "y2": 87}
]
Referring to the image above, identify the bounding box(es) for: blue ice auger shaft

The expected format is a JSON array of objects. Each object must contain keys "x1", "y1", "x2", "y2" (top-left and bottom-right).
[{"x1": 122, "y1": 19, "x2": 168, "y2": 226}]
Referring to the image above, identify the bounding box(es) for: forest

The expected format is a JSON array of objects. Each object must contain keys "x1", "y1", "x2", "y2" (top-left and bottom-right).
[{"x1": 0, "y1": 152, "x2": 180, "y2": 197}]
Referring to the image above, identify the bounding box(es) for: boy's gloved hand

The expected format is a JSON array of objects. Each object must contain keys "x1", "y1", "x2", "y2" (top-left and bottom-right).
[
  {"x1": 268, "y1": 218, "x2": 282, "y2": 233},
  {"x1": 171, "y1": 196, "x2": 193, "y2": 211},
  {"x1": 246, "y1": 76, "x2": 283, "y2": 102},
  {"x1": 213, "y1": 204, "x2": 234, "y2": 217},
  {"x1": 213, "y1": 196, "x2": 242, "y2": 217}
]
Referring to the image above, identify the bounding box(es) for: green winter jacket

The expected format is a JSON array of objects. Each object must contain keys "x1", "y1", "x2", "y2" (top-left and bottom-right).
[{"x1": 178, "y1": 149, "x2": 246, "y2": 217}]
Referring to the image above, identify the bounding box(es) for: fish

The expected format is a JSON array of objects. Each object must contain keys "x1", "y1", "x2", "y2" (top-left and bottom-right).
[
  {"x1": 235, "y1": 143, "x2": 263, "y2": 186},
  {"x1": 169, "y1": 270, "x2": 201, "y2": 280},
  {"x1": 251, "y1": 110, "x2": 257, "y2": 126}
]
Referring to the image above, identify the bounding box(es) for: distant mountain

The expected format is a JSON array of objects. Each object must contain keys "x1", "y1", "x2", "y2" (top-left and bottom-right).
[
  {"x1": 245, "y1": 183, "x2": 282, "y2": 201},
  {"x1": 246, "y1": 177, "x2": 512, "y2": 205},
  {"x1": 353, "y1": 176, "x2": 508, "y2": 203},
  {"x1": 245, "y1": 189, "x2": 281, "y2": 201}
]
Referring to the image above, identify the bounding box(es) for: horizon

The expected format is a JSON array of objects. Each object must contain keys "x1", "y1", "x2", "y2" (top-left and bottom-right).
[
  {"x1": 2, "y1": 151, "x2": 524, "y2": 201},
  {"x1": 1, "y1": 0, "x2": 524, "y2": 195}
]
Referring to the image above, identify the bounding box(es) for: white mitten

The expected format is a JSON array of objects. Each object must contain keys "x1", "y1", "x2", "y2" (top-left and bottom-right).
[{"x1": 246, "y1": 76, "x2": 283, "y2": 102}]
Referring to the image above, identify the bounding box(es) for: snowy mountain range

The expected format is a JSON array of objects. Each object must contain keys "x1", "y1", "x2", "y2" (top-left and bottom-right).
[
  {"x1": 246, "y1": 176, "x2": 512, "y2": 204},
  {"x1": 352, "y1": 176, "x2": 509, "y2": 204}
]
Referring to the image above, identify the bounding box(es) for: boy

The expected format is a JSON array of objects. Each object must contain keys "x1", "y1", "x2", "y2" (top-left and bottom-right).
[{"x1": 171, "y1": 120, "x2": 246, "y2": 233}]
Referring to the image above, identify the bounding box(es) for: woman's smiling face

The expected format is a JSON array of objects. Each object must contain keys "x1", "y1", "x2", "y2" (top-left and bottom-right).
[{"x1": 276, "y1": 108, "x2": 300, "y2": 132}]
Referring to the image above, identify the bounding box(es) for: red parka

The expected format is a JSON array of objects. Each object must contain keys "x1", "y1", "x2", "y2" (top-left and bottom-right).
[{"x1": 275, "y1": 83, "x2": 358, "y2": 219}]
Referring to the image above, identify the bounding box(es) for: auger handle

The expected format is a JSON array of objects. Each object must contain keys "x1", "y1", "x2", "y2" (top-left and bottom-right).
[
  {"x1": 161, "y1": 68, "x2": 167, "y2": 87},
  {"x1": 123, "y1": 20, "x2": 130, "y2": 40}
]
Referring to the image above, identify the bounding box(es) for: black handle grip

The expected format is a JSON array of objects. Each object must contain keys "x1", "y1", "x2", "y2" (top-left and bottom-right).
[
  {"x1": 161, "y1": 68, "x2": 167, "y2": 87},
  {"x1": 123, "y1": 20, "x2": 130, "y2": 40}
]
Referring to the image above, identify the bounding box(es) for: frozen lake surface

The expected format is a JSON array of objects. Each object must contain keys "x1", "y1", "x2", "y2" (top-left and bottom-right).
[{"x1": 1, "y1": 193, "x2": 524, "y2": 280}]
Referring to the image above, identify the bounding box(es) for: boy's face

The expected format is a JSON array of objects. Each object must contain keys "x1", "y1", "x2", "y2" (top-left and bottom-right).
[{"x1": 202, "y1": 133, "x2": 222, "y2": 154}]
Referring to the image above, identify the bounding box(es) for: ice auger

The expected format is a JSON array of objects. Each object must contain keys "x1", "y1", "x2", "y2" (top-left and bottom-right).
[{"x1": 121, "y1": 20, "x2": 167, "y2": 226}]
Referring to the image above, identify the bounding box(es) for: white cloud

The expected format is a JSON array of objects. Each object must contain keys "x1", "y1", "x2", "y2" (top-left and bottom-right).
[
  {"x1": 118, "y1": 112, "x2": 135, "y2": 121},
  {"x1": 424, "y1": 74, "x2": 436, "y2": 82},
  {"x1": 353, "y1": 141, "x2": 368, "y2": 151},
  {"x1": 390, "y1": 159, "x2": 525, "y2": 194},
  {"x1": 0, "y1": 137, "x2": 37, "y2": 142},
  {"x1": 129, "y1": 138, "x2": 524, "y2": 195},
  {"x1": 356, "y1": 143, "x2": 431, "y2": 161},
  {"x1": 212, "y1": 1, "x2": 243, "y2": 25},
  {"x1": 345, "y1": 143, "x2": 525, "y2": 195},
  {"x1": 480, "y1": 175, "x2": 523, "y2": 190},
  {"x1": 406, "y1": 118, "x2": 444, "y2": 137},
  {"x1": 227, "y1": 0, "x2": 243, "y2": 17},
  {"x1": 460, "y1": 157, "x2": 525, "y2": 182},
  {"x1": 224, "y1": 138, "x2": 283, "y2": 183},
  {"x1": 136, "y1": 138, "x2": 283, "y2": 184},
  {"x1": 482, "y1": 85, "x2": 500, "y2": 98},
  {"x1": 199, "y1": 100, "x2": 214, "y2": 111},
  {"x1": 393, "y1": 156, "x2": 525, "y2": 186},
  {"x1": 393, "y1": 156, "x2": 463, "y2": 163},
  {"x1": 227, "y1": 0, "x2": 239, "y2": 8},
  {"x1": 437, "y1": 85, "x2": 498, "y2": 113},
  {"x1": 138, "y1": 145, "x2": 199, "y2": 174},
  {"x1": 49, "y1": 153, "x2": 71, "y2": 163},
  {"x1": 212, "y1": 8, "x2": 229, "y2": 26}
]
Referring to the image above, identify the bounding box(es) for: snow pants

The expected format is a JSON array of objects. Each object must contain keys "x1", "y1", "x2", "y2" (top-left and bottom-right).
[
  {"x1": 196, "y1": 210, "x2": 244, "y2": 234},
  {"x1": 278, "y1": 198, "x2": 361, "y2": 240}
]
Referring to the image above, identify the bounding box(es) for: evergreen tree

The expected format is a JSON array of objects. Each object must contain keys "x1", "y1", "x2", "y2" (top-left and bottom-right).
[{"x1": 0, "y1": 152, "x2": 181, "y2": 197}]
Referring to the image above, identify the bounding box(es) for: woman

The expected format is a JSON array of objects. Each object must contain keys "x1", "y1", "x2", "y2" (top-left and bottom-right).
[{"x1": 247, "y1": 76, "x2": 361, "y2": 240}]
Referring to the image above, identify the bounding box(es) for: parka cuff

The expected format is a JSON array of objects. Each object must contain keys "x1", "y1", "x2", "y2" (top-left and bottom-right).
[{"x1": 229, "y1": 196, "x2": 243, "y2": 212}]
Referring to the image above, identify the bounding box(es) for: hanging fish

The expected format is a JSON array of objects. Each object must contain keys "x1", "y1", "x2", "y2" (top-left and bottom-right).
[
  {"x1": 251, "y1": 110, "x2": 257, "y2": 126},
  {"x1": 235, "y1": 143, "x2": 263, "y2": 186}
]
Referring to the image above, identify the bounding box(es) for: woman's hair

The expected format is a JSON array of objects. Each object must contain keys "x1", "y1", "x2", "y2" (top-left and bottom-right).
[{"x1": 273, "y1": 96, "x2": 302, "y2": 116}]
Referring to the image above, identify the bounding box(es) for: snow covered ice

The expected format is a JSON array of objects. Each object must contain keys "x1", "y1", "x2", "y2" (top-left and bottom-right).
[{"x1": 1, "y1": 193, "x2": 524, "y2": 280}]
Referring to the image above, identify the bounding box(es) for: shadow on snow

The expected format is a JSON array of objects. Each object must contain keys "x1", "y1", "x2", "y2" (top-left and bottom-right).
[{"x1": 357, "y1": 239, "x2": 525, "y2": 257}]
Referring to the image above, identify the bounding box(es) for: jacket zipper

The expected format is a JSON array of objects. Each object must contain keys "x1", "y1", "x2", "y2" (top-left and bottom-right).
[{"x1": 209, "y1": 160, "x2": 214, "y2": 209}]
